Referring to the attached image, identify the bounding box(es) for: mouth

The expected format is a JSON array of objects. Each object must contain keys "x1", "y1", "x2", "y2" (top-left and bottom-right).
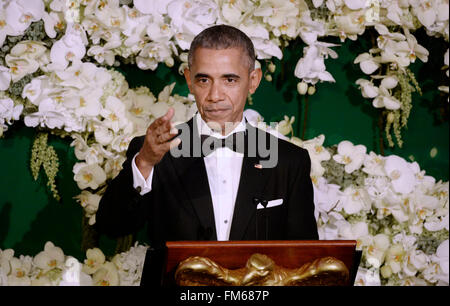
[{"x1": 205, "y1": 109, "x2": 230, "y2": 116}]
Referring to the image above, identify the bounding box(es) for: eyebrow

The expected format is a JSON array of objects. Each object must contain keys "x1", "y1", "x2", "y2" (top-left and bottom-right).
[{"x1": 194, "y1": 73, "x2": 241, "y2": 79}]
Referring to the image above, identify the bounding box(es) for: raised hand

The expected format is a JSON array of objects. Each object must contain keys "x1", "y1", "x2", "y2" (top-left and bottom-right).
[{"x1": 135, "y1": 107, "x2": 181, "y2": 178}]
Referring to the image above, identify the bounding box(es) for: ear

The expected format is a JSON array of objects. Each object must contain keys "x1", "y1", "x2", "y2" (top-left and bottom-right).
[
  {"x1": 183, "y1": 67, "x2": 193, "y2": 93},
  {"x1": 248, "y1": 68, "x2": 262, "y2": 94}
]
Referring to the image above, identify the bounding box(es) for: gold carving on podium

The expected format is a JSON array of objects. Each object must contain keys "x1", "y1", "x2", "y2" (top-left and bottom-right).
[{"x1": 175, "y1": 253, "x2": 349, "y2": 286}]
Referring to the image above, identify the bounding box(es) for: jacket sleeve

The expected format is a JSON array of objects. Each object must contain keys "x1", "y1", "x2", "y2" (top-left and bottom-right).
[
  {"x1": 95, "y1": 136, "x2": 153, "y2": 238},
  {"x1": 286, "y1": 148, "x2": 319, "y2": 240}
]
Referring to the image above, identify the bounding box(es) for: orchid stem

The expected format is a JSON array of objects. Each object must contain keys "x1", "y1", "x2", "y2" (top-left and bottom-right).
[{"x1": 301, "y1": 94, "x2": 309, "y2": 140}]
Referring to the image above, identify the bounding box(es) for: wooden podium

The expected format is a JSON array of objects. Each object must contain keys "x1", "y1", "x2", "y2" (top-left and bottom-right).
[{"x1": 140, "y1": 240, "x2": 361, "y2": 286}]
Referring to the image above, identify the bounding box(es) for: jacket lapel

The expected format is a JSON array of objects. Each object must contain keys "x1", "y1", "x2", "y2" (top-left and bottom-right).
[
  {"x1": 168, "y1": 117, "x2": 217, "y2": 240},
  {"x1": 229, "y1": 123, "x2": 273, "y2": 240}
]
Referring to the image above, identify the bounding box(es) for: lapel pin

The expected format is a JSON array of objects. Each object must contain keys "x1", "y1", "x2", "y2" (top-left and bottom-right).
[{"x1": 254, "y1": 163, "x2": 263, "y2": 169}]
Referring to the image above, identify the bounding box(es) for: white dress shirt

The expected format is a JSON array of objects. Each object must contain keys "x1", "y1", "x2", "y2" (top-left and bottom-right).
[{"x1": 132, "y1": 113, "x2": 246, "y2": 241}]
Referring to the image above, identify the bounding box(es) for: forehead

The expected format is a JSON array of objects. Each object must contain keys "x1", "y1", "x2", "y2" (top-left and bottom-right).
[{"x1": 190, "y1": 47, "x2": 249, "y2": 74}]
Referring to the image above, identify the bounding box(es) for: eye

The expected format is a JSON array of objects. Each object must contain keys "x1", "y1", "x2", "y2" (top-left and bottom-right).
[{"x1": 226, "y1": 77, "x2": 237, "y2": 84}]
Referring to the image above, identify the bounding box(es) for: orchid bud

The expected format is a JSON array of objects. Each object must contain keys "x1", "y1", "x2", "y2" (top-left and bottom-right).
[
  {"x1": 307, "y1": 85, "x2": 316, "y2": 95},
  {"x1": 387, "y1": 112, "x2": 395, "y2": 123},
  {"x1": 380, "y1": 265, "x2": 392, "y2": 279},
  {"x1": 268, "y1": 62, "x2": 276, "y2": 73},
  {"x1": 265, "y1": 74, "x2": 272, "y2": 82},
  {"x1": 179, "y1": 52, "x2": 188, "y2": 62},
  {"x1": 165, "y1": 57, "x2": 174, "y2": 68},
  {"x1": 297, "y1": 82, "x2": 308, "y2": 95}
]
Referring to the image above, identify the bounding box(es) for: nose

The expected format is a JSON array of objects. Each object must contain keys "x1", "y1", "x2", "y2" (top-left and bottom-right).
[{"x1": 207, "y1": 81, "x2": 224, "y2": 103}]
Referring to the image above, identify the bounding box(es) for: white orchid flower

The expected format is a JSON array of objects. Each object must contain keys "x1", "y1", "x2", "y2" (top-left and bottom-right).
[
  {"x1": 313, "y1": 176, "x2": 342, "y2": 223},
  {"x1": 384, "y1": 155, "x2": 417, "y2": 194},
  {"x1": 253, "y1": 0, "x2": 297, "y2": 27},
  {"x1": 87, "y1": 45, "x2": 115, "y2": 66},
  {"x1": 317, "y1": 211, "x2": 346, "y2": 240},
  {"x1": 410, "y1": 0, "x2": 438, "y2": 28},
  {"x1": 92, "y1": 262, "x2": 119, "y2": 286},
  {"x1": 0, "y1": 9, "x2": 15, "y2": 46},
  {"x1": 362, "y1": 151, "x2": 385, "y2": 176},
  {"x1": 344, "y1": 0, "x2": 367, "y2": 10},
  {"x1": 239, "y1": 22, "x2": 282, "y2": 59},
  {"x1": 275, "y1": 115, "x2": 295, "y2": 136},
  {"x1": 65, "y1": 88, "x2": 103, "y2": 118},
  {"x1": 338, "y1": 220, "x2": 369, "y2": 241},
  {"x1": 394, "y1": 28, "x2": 429, "y2": 64},
  {"x1": 112, "y1": 243, "x2": 148, "y2": 286},
  {"x1": 42, "y1": 11, "x2": 64, "y2": 39},
  {"x1": 337, "y1": 186, "x2": 371, "y2": 215},
  {"x1": 0, "y1": 249, "x2": 14, "y2": 275},
  {"x1": 384, "y1": 243, "x2": 405, "y2": 274},
  {"x1": 7, "y1": 257, "x2": 32, "y2": 286},
  {"x1": 167, "y1": 0, "x2": 218, "y2": 49},
  {"x1": 363, "y1": 234, "x2": 390, "y2": 268},
  {"x1": 124, "y1": 89, "x2": 156, "y2": 119},
  {"x1": 364, "y1": 175, "x2": 391, "y2": 201},
  {"x1": 82, "y1": 248, "x2": 106, "y2": 275},
  {"x1": 23, "y1": 98, "x2": 67, "y2": 130},
  {"x1": 333, "y1": 140, "x2": 367, "y2": 174},
  {"x1": 430, "y1": 239, "x2": 449, "y2": 285},
  {"x1": 301, "y1": 134, "x2": 331, "y2": 177},
  {"x1": 355, "y1": 78, "x2": 379, "y2": 98},
  {"x1": 403, "y1": 249, "x2": 430, "y2": 277},
  {"x1": 111, "y1": 134, "x2": 135, "y2": 153},
  {"x1": 55, "y1": 60, "x2": 111, "y2": 90},
  {"x1": 4, "y1": 0, "x2": 45, "y2": 34},
  {"x1": 0, "y1": 97, "x2": 23, "y2": 125},
  {"x1": 21, "y1": 76, "x2": 52, "y2": 105},
  {"x1": 100, "y1": 96, "x2": 130, "y2": 133},
  {"x1": 136, "y1": 41, "x2": 174, "y2": 70},
  {"x1": 374, "y1": 24, "x2": 405, "y2": 49},
  {"x1": 298, "y1": 11, "x2": 327, "y2": 44},
  {"x1": 93, "y1": 123, "x2": 114, "y2": 146},
  {"x1": 354, "y1": 267, "x2": 381, "y2": 286},
  {"x1": 372, "y1": 75, "x2": 401, "y2": 110},
  {"x1": 145, "y1": 13, "x2": 174, "y2": 42},
  {"x1": 104, "y1": 154, "x2": 126, "y2": 180},
  {"x1": 60, "y1": 257, "x2": 93, "y2": 286},
  {"x1": 219, "y1": 0, "x2": 250, "y2": 25},
  {"x1": 133, "y1": 0, "x2": 169, "y2": 15},
  {"x1": 0, "y1": 65, "x2": 11, "y2": 91},
  {"x1": 50, "y1": 31, "x2": 86, "y2": 70},
  {"x1": 33, "y1": 241, "x2": 65, "y2": 273},
  {"x1": 354, "y1": 52, "x2": 380, "y2": 75},
  {"x1": 409, "y1": 161, "x2": 436, "y2": 191},
  {"x1": 408, "y1": 190, "x2": 440, "y2": 234},
  {"x1": 73, "y1": 162, "x2": 107, "y2": 190},
  {"x1": 373, "y1": 190, "x2": 410, "y2": 223},
  {"x1": 334, "y1": 6, "x2": 366, "y2": 40},
  {"x1": 5, "y1": 56, "x2": 40, "y2": 83},
  {"x1": 294, "y1": 43, "x2": 338, "y2": 84}
]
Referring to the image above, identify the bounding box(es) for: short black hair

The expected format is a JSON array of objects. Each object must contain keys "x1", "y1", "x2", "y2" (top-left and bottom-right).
[{"x1": 188, "y1": 25, "x2": 256, "y2": 71}]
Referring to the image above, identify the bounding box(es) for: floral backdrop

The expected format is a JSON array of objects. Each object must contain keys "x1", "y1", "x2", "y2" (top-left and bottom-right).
[{"x1": 0, "y1": 0, "x2": 448, "y2": 286}]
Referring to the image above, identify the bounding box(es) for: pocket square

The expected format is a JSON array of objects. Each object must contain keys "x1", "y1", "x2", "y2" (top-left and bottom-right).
[{"x1": 256, "y1": 198, "x2": 283, "y2": 209}]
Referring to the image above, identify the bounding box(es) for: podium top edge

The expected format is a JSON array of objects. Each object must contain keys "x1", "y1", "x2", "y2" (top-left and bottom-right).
[{"x1": 166, "y1": 240, "x2": 357, "y2": 248}]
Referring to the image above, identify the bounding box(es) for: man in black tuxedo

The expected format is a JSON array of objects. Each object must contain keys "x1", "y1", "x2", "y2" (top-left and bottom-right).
[{"x1": 95, "y1": 25, "x2": 318, "y2": 281}]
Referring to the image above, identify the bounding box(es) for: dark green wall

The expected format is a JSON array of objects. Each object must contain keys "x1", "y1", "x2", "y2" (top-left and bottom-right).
[{"x1": 1, "y1": 32, "x2": 448, "y2": 260}]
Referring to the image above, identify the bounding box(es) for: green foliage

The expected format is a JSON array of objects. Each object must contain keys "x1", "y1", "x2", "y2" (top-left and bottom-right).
[
  {"x1": 385, "y1": 68, "x2": 422, "y2": 148},
  {"x1": 30, "y1": 132, "x2": 61, "y2": 201}
]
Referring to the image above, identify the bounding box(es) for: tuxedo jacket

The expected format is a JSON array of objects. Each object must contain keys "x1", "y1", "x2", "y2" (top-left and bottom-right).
[{"x1": 95, "y1": 117, "x2": 319, "y2": 248}]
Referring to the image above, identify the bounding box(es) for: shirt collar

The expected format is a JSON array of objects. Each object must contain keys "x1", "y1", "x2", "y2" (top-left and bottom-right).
[{"x1": 196, "y1": 112, "x2": 246, "y2": 139}]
